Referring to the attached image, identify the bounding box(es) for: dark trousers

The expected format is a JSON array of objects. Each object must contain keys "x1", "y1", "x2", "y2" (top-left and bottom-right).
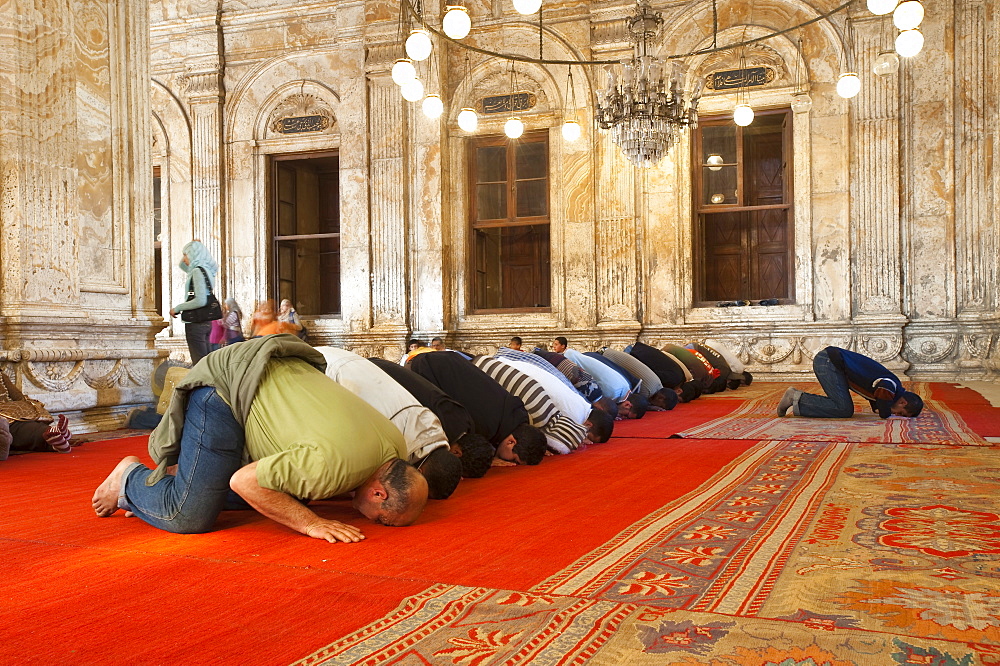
[{"x1": 184, "y1": 321, "x2": 213, "y2": 365}]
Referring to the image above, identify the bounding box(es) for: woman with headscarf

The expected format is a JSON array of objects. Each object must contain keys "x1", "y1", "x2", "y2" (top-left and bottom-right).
[
  {"x1": 169, "y1": 240, "x2": 219, "y2": 365},
  {"x1": 276, "y1": 298, "x2": 304, "y2": 338},
  {"x1": 223, "y1": 297, "x2": 245, "y2": 344}
]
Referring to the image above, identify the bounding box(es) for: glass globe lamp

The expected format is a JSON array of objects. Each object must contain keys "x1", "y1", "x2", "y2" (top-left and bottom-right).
[
  {"x1": 561, "y1": 120, "x2": 581, "y2": 141},
  {"x1": 504, "y1": 117, "x2": 525, "y2": 139},
  {"x1": 400, "y1": 78, "x2": 424, "y2": 102},
  {"x1": 705, "y1": 154, "x2": 724, "y2": 171},
  {"x1": 457, "y1": 107, "x2": 478, "y2": 132},
  {"x1": 866, "y1": 0, "x2": 898, "y2": 14},
  {"x1": 422, "y1": 94, "x2": 444, "y2": 119},
  {"x1": 791, "y1": 93, "x2": 813, "y2": 113},
  {"x1": 733, "y1": 104, "x2": 754, "y2": 126},
  {"x1": 443, "y1": 6, "x2": 472, "y2": 39},
  {"x1": 391, "y1": 59, "x2": 417, "y2": 86},
  {"x1": 872, "y1": 51, "x2": 900, "y2": 76},
  {"x1": 836, "y1": 73, "x2": 862, "y2": 99},
  {"x1": 513, "y1": 0, "x2": 542, "y2": 14},
  {"x1": 405, "y1": 29, "x2": 433, "y2": 61},
  {"x1": 893, "y1": 0, "x2": 924, "y2": 30},
  {"x1": 895, "y1": 29, "x2": 924, "y2": 57}
]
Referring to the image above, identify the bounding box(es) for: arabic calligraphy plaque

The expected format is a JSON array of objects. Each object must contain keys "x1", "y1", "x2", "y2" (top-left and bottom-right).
[
  {"x1": 480, "y1": 92, "x2": 536, "y2": 115},
  {"x1": 276, "y1": 115, "x2": 330, "y2": 134},
  {"x1": 706, "y1": 67, "x2": 775, "y2": 91}
]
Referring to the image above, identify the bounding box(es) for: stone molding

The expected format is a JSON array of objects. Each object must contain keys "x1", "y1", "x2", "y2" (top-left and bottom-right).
[{"x1": 0, "y1": 351, "x2": 160, "y2": 395}]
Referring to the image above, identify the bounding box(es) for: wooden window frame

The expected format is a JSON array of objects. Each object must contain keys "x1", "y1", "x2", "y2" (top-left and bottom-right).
[
  {"x1": 268, "y1": 150, "x2": 342, "y2": 316},
  {"x1": 691, "y1": 107, "x2": 794, "y2": 306},
  {"x1": 468, "y1": 131, "x2": 551, "y2": 313}
]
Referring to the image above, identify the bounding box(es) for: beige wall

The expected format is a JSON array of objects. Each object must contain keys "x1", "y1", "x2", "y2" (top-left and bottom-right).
[
  {"x1": 0, "y1": 0, "x2": 160, "y2": 431},
  {"x1": 147, "y1": 0, "x2": 1000, "y2": 379}
]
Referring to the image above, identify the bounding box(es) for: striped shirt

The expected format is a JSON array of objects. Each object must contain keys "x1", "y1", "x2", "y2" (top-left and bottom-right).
[
  {"x1": 472, "y1": 356, "x2": 587, "y2": 454},
  {"x1": 495, "y1": 347, "x2": 580, "y2": 395},
  {"x1": 600, "y1": 348, "x2": 663, "y2": 398}
]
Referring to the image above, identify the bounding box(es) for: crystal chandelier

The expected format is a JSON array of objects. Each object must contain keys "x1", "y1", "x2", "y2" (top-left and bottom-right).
[{"x1": 595, "y1": 0, "x2": 702, "y2": 168}]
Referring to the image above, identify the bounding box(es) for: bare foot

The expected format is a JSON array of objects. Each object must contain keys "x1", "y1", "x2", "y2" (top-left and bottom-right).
[{"x1": 92, "y1": 456, "x2": 141, "y2": 517}]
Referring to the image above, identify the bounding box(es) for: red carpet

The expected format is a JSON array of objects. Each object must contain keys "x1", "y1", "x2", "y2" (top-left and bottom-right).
[
  {"x1": 5, "y1": 383, "x2": 996, "y2": 664},
  {"x1": 0, "y1": 422, "x2": 755, "y2": 664}
]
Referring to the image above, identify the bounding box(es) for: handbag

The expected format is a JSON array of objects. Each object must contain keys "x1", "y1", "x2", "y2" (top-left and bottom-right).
[{"x1": 180, "y1": 267, "x2": 223, "y2": 323}]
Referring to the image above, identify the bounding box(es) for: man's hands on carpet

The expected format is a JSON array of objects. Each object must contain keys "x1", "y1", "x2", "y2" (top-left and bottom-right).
[{"x1": 305, "y1": 520, "x2": 365, "y2": 543}]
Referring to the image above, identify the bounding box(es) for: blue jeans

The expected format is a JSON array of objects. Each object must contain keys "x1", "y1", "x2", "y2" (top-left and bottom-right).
[
  {"x1": 122, "y1": 386, "x2": 246, "y2": 533},
  {"x1": 796, "y1": 350, "x2": 855, "y2": 418}
]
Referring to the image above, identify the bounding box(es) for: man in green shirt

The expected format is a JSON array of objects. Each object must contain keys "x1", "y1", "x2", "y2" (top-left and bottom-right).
[{"x1": 92, "y1": 335, "x2": 428, "y2": 542}]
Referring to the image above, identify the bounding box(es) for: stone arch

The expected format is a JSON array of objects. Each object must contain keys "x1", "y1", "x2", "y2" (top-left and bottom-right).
[
  {"x1": 150, "y1": 78, "x2": 195, "y2": 336},
  {"x1": 225, "y1": 52, "x2": 346, "y2": 144}
]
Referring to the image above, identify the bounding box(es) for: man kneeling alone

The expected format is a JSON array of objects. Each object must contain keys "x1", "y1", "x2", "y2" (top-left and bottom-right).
[
  {"x1": 92, "y1": 334, "x2": 427, "y2": 542},
  {"x1": 778, "y1": 346, "x2": 923, "y2": 420}
]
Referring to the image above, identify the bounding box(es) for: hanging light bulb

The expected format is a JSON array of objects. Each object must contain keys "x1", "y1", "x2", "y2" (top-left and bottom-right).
[
  {"x1": 512, "y1": 0, "x2": 542, "y2": 14},
  {"x1": 895, "y1": 28, "x2": 924, "y2": 57},
  {"x1": 442, "y1": 6, "x2": 472, "y2": 39},
  {"x1": 836, "y1": 72, "x2": 862, "y2": 98},
  {"x1": 400, "y1": 78, "x2": 424, "y2": 102},
  {"x1": 561, "y1": 119, "x2": 581, "y2": 141},
  {"x1": 733, "y1": 103, "x2": 754, "y2": 126},
  {"x1": 866, "y1": 0, "x2": 898, "y2": 14},
  {"x1": 791, "y1": 93, "x2": 813, "y2": 113},
  {"x1": 422, "y1": 94, "x2": 444, "y2": 119},
  {"x1": 872, "y1": 51, "x2": 900, "y2": 76},
  {"x1": 391, "y1": 59, "x2": 417, "y2": 86},
  {"x1": 893, "y1": 0, "x2": 924, "y2": 30},
  {"x1": 405, "y1": 29, "x2": 433, "y2": 61},
  {"x1": 457, "y1": 107, "x2": 478, "y2": 132},
  {"x1": 504, "y1": 117, "x2": 525, "y2": 139}
]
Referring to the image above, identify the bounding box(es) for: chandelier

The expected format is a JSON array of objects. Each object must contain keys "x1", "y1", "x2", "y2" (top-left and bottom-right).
[
  {"x1": 398, "y1": 0, "x2": 926, "y2": 166},
  {"x1": 595, "y1": 0, "x2": 702, "y2": 168}
]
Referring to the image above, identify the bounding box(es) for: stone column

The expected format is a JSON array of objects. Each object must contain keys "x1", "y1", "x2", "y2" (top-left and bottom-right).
[
  {"x1": 367, "y1": 75, "x2": 409, "y2": 332},
  {"x1": 0, "y1": 0, "x2": 82, "y2": 318},
  {"x1": 182, "y1": 16, "x2": 225, "y2": 266},
  {"x1": 955, "y1": 0, "x2": 997, "y2": 316},
  {"x1": 409, "y1": 78, "x2": 446, "y2": 334},
  {"x1": 595, "y1": 133, "x2": 639, "y2": 325},
  {"x1": 850, "y1": 17, "x2": 904, "y2": 321}
]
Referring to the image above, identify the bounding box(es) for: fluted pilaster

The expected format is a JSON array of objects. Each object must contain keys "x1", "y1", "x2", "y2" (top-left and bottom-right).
[
  {"x1": 851, "y1": 19, "x2": 902, "y2": 318},
  {"x1": 596, "y1": 133, "x2": 638, "y2": 323},
  {"x1": 955, "y1": 0, "x2": 996, "y2": 314},
  {"x1": 185, "y1": 64, "x2": 225, "y2": 264},
  {"x1": 368, "y1": 77, "x2": 408, "y2": 328}
]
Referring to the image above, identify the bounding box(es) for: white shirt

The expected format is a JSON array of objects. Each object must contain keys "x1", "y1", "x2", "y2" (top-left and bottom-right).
[
  {"x1": 316, "y1": 346, "x2": 448, "y2": 462},
  {"x1": 704, "y1": 338, "x2": 745, "y2": 374},
  {"x1": 495, "y1": 357, "x2": 591, "y2": 426},
  {"x1": 563, "y1": 349, "x2": 631, "y2": 402}
]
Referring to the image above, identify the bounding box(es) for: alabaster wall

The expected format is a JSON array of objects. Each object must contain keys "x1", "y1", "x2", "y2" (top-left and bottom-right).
[
  {"x1": 149, "y1": 0, "x2": 1000, "y2": 379},
  {"x1": 0, "y1": 0, "x2": 160, "y2": 430}
]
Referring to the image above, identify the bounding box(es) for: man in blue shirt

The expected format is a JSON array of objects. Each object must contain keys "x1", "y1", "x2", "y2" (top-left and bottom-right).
[{"x1": 778, "y1": 346, "x2": 923, "y2": 419}]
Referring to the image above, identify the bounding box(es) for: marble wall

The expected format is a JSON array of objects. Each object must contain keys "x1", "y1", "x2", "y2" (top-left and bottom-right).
[
  {"x1": 145, "y1": 0, "x2": 1000, "y2": 380},
  {"x1": 0, "y1": 0, "x2": 160, "y2": 431}
]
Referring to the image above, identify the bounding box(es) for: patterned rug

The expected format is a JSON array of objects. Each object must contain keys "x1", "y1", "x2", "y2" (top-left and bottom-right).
[
  {"x1": 676, "y1": 383, "x2": 991, "y2": 446},
  {"x1": 301, "y1": 440, "x2": 1000, "y2": 664}
]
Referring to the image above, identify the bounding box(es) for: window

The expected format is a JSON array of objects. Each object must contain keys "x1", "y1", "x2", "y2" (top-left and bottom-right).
[
  {"x1": 271, "y1": 153, "x2": 341, "y2": 316},
  {"x1": 693, "y1": 109, "x2": 792, "y2": 305},
  {"x1": 152, "y1": 166, "x2": 163, "y2": 317},
  {"x1": 469, "y1": 132, "x2": 550, "y2": 310}
]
